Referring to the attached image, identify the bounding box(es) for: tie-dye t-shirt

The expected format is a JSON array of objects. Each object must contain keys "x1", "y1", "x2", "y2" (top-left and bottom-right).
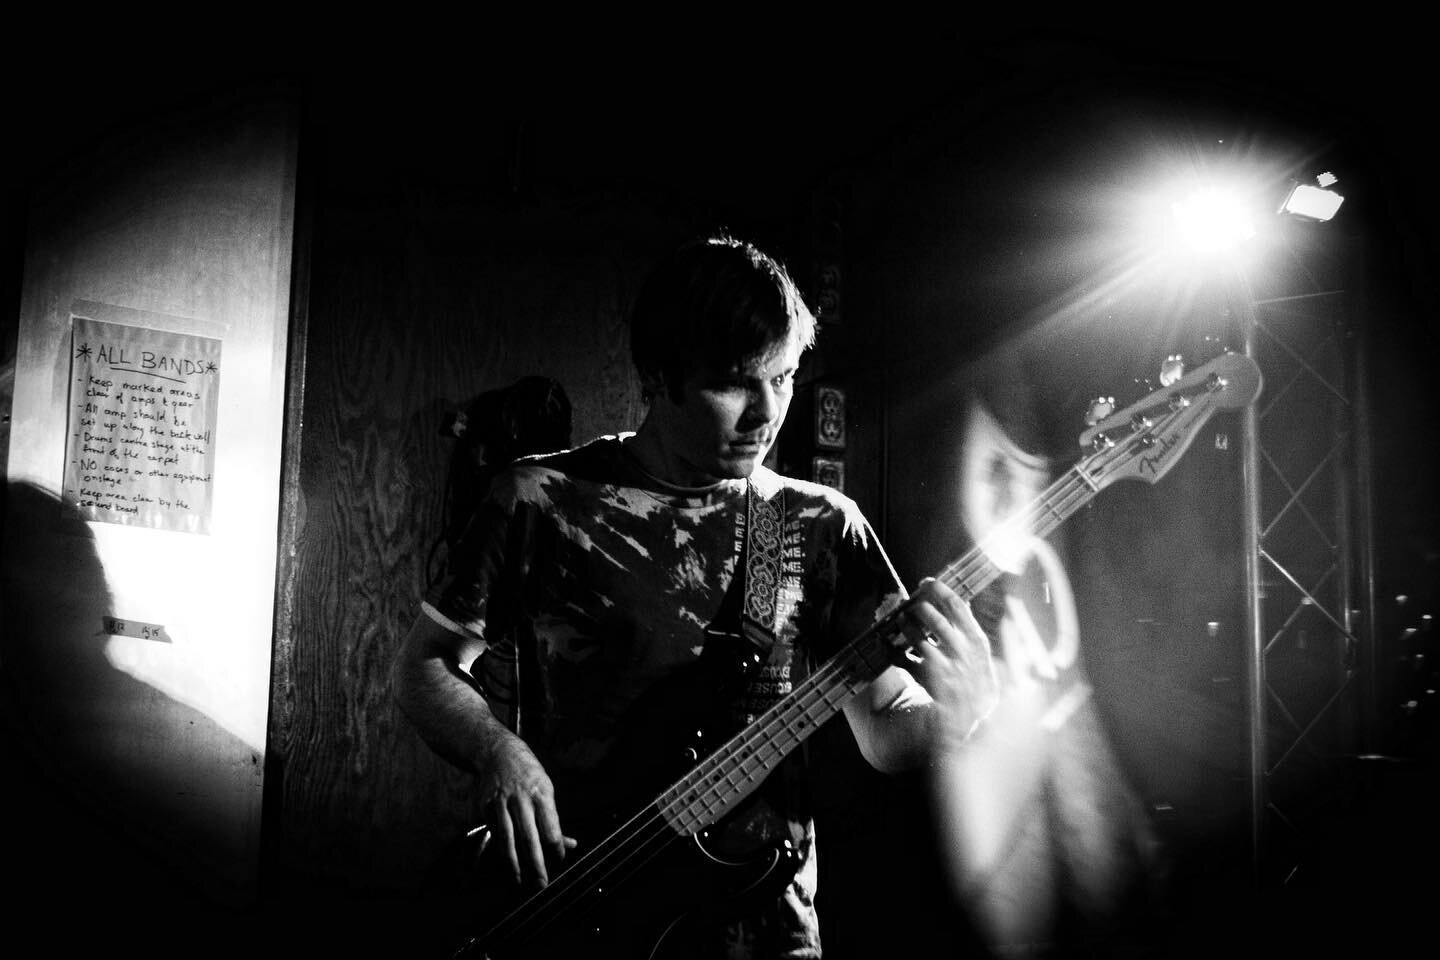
[{"x1": 425, "y1": 434, "x2": 905, "y2": 958}]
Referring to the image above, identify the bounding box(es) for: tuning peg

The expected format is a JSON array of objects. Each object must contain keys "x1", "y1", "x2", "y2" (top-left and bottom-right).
[
  {"x1": 1085, "y1": 396, "x2": 1115, "y2": 426},
  {"x1": 1160, "y1": 354, "x2": 1185, "y2": 386}
]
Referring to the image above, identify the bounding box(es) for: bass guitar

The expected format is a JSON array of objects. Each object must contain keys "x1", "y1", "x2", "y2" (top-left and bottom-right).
[{"x1": 441, "y1": 351, "x2": 1263, "y2": 959}]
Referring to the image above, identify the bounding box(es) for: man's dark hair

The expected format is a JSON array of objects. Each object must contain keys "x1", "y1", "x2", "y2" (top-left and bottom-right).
[{"x1": 629, "y1": 234, "x2": 817, "y2": 402}]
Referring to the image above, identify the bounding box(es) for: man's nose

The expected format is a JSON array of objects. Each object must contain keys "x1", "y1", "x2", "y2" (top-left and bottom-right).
[{"x1": 745, "y1": 384, "x2": 781, "y2": 424}]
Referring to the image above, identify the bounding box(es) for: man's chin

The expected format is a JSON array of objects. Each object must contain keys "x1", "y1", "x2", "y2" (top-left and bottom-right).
[{"x1": 716, "y1": 450, "x2": 764, "y2": 478}]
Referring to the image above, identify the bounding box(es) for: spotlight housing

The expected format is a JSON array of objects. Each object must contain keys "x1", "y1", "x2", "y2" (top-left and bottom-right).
[{"x1": 1279, "y1": 177, "x2": 1345, "y2": 222}]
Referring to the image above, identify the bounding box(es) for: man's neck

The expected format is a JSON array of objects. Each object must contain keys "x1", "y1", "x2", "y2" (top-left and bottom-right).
[{"x1": 623, "y1": 421, "x2": 736, "y2": 492}]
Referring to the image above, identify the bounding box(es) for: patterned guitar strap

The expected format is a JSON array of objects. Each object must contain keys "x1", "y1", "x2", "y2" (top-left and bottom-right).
[
  {"x1": 737, "y1": 475, "x2": 813, "y2": 825},
  {"x1": 703, "y1": 474, "x2": 785, "y2": 691},
  {"x1": 740, "y1": 474, "x2": 786, "y2": 654}
]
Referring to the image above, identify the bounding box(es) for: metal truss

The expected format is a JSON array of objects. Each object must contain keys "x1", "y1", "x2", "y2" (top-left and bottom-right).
[{"x1": 1237, "y1": 227, "x2": 1374, "y2": 894}]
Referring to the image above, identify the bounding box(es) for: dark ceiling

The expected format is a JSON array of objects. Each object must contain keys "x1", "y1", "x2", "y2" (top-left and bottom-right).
[
  {"x1": 278, "y1": 29, "x2": 1421, "y2": 214},
  {"x1": 10, "y1": 29, "x2": 1428, "y2": 246}
]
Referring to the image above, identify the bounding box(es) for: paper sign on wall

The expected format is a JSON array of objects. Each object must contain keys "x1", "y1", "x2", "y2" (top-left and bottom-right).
[{"x1": 63, "y1": 314, "x2": 223, "y2": 534}]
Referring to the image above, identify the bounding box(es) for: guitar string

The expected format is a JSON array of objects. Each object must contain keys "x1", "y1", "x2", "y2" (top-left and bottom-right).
[{"x1": 464, "y1": 388, "x2": 1208, "y2": 952}]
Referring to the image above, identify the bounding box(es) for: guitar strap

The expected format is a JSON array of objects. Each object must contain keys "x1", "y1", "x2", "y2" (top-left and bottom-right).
[
  {"x1": 739, "y1": 474, "x2": 786, "y2": 652},
  {"x1": 705, "y1": 474, "x2": 785, "y2": 668}
]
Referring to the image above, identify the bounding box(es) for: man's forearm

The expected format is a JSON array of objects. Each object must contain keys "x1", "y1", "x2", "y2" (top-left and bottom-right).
[
  {"x1": 845, "y1": 671, "x2": 938, "y2": 773},
  {"x1": 870, "y1": 682, "x2": 943, "y2": 772},
  {"x1": 850, "y1": 662, "x2": 993, "y2": 773},
  {"x1": 392, "y1": 622, "x2": 515, "y2": 778}
]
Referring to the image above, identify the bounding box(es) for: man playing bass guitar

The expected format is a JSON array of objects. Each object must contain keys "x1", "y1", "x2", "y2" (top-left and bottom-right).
[{"x1": 392, "y1": 234, "x2": 998, "y2": 959}]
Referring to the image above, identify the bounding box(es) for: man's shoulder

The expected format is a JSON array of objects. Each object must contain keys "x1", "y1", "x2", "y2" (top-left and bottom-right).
[
  {"x1": 517, "y1": 434, "x2": 623, "y2": 474},
  {"x1": 492, "y1": 435, "x2": 626, "y2": 501},
  {"x1": 759, "y1": 466, "x2": 865, "y2": 523}
]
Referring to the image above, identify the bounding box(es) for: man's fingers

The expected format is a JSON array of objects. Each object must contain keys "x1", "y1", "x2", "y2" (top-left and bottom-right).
[
  {"x1": 909, "y1": 578, "x2": 989, "y2": 654},
  {"x1": 491, "y1": 799, "x2": 522, "y2": 886},
  {"x1": 904, "y1": 594, "x2": 961, "y2": 654},
  {"x1": 942, "y1": 591, "x2": 986, "y2": 645},
  {"x1": 509, "y1": 793, "x2": 550, "y2": 888},
  {"x1": 537, "y1": 797, "x2": 569, "y2": 865}
]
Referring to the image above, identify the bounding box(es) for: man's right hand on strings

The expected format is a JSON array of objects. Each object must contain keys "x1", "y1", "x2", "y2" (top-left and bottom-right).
[{"x1": 476, "y1": 732, "x2": 576, "y2": 889}]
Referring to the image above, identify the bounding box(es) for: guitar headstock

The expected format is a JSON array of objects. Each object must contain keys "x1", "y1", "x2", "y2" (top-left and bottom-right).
[{"x1": 1075, "y1": 351, "x2": 1262, "y2": 490}]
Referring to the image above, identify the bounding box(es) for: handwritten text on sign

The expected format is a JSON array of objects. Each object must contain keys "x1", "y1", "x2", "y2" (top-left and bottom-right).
[{"x1": 64, "y1": 315, "x2": 223, "y2": 534}]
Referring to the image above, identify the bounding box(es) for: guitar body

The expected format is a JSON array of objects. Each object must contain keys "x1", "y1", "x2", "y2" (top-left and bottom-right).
[
  {"x1": 440, "y1": 819, "x2": 800, "y2": 960},
  {"x1": 435, "y1": 624, "x2": 805, "y2": 960}
]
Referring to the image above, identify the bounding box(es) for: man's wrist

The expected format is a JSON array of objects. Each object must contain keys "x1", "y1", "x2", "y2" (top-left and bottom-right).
[{"x1": 470, "y1": 719, "x2": 525, "y2": 778}]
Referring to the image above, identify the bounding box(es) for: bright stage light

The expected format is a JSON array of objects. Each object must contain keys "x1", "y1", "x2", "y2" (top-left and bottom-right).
[
  {"x1": 1278, "y1": 180, "x2": 1345, "y2": 222},
  {"x1": 1169, "y1": 186, "x2": 1257, "y2": 256}
]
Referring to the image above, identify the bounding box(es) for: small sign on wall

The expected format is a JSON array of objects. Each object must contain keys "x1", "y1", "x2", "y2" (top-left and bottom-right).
[{"x1": 63, "y1": 311, "x2": 223, "y2": 534}]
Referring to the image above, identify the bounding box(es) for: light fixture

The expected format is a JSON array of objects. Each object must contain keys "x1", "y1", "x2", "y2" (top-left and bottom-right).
[
  {"x1": 1278, "y1": 173, "x2": 1345, "y2": 222},
  {"x1": 1169, "y1": 185, "x2": 1257, "y2": 257}
]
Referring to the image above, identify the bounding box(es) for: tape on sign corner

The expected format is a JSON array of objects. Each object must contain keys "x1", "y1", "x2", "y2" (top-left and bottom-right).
[{"x1": 101, "y1": 616, "x2": 172, "y2": 643}]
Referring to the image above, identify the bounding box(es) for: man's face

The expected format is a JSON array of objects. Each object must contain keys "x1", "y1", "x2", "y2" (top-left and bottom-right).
[{"x1": 645, "y1": 330, "x2": 801, "y2": 486}]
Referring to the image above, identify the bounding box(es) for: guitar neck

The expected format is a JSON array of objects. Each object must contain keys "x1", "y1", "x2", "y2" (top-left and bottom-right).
[
  {"x1": 932, "y1": 460, "x2": 1104, "y2": 602},
  {"x1": 658, "y1": 458, "x2": 1105, "y2": 834}
]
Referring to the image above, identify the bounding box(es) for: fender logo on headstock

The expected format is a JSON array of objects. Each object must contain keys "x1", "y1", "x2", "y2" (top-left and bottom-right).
[{"x1": 1138, "y1": 431, "x2": 1180, "y2": 477}]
